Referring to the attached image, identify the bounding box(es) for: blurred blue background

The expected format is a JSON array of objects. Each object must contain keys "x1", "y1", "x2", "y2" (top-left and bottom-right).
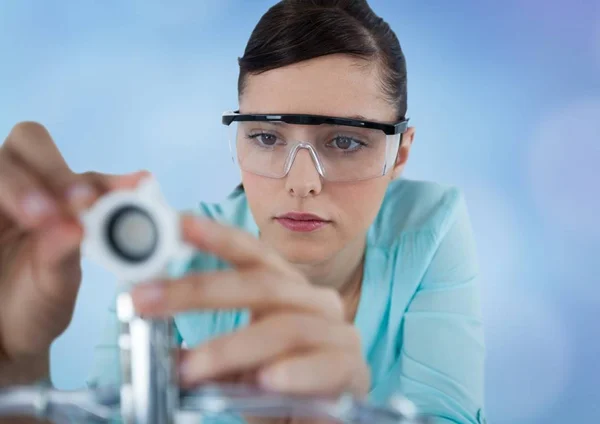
[{"x1": 0, "y1": 1, "x2": 598, "y2": 423}]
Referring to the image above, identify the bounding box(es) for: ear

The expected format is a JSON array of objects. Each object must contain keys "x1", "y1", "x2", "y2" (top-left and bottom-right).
[{"x1": 391, "y1": 126, "x2": 416, "y2": 179}]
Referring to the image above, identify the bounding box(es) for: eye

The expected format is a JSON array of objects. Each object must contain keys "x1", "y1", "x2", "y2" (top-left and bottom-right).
[
  {"x1": 249, "y1": 132, "x2": 279, "y2": 146},
  {"x1": 330, "y1": 136, "x2": 365, "y2": 151}
]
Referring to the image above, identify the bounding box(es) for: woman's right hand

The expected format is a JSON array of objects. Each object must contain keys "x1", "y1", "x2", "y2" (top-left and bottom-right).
[{"x1": 0, "y1": 122, "x2": 148, "y2": 383}]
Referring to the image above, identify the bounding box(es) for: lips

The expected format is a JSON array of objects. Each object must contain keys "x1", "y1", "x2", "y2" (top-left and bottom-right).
[
  {"x1": 274, "y1": 212, "x2": 330, "y2": 232},
  {"x1": 278, "y1": 212, "x2": 327, "y2": 221}
]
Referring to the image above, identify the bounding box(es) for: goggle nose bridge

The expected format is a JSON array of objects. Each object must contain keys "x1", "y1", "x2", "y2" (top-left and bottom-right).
[{"x1": 282, "y1": 142, "x2": 326, "y2": 178}]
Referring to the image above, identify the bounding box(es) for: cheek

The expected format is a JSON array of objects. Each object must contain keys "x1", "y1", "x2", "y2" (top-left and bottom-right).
[
  {"x1": 332, "y1": 179, "x2": 390, "y2": 231},
  {"x1": 242, "y1": 172, "x2": 278, "y2": 220}
]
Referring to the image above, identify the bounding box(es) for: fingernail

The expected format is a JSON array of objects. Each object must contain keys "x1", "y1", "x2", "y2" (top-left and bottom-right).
[
  {"x1": 131, "y1": 282, "x2": 164, "y2": 310},
  {"x1": 66, "y1": 183, "x2": 95, "y2": 209},
  {"x1": 21, "y1": 192, "x2": 57, "y2": 220}
]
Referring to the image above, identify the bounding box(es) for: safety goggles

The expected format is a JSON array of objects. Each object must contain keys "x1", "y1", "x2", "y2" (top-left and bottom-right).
[{"x1": 222, "y1": 111, "x2": 409, "y2": 182}]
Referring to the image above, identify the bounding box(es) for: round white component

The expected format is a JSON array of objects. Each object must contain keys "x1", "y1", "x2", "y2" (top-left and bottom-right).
[{"x1": 79, "y1": 176, "x2": 194, "y2": 284}]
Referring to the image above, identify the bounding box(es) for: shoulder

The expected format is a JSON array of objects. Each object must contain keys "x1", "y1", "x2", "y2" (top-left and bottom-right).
[{"x1": 369, "y1": 177, "x2": 469, "y2": 248}]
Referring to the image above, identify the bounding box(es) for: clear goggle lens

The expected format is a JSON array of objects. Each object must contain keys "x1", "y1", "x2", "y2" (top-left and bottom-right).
[{"x1": 228, "y1": 121, "x2": 402, "y2": 182}]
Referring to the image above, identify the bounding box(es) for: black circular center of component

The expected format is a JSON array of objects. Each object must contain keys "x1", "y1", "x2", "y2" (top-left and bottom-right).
[{"x1": 105, "y1": 205, "x2": 159, "y2": 263}]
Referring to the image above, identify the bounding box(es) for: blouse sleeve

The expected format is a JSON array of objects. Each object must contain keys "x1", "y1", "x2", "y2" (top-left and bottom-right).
[{"x1": 386, "y1": 191, "x2": 487, "y2": 424}]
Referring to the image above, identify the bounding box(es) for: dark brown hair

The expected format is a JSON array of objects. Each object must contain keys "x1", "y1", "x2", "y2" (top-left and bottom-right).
[{"x1": 234, "y1": 0, "x2": 408, "y2": 191}]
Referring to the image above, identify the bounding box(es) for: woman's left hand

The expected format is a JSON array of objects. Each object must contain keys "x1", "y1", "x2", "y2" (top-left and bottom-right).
[{"x1": 130, "y1": 214, "x2": 370, "y2": 398}]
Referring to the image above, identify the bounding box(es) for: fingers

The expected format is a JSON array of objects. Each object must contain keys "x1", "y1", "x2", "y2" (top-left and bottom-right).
[
  {"x1": 131, "y1": 271, "x2": 344, "y2": 321},
  {"x1": 1, "y1": 122, "x2": 151, "y2": 226},
  {"x1": 181, "y1": 214, "x2": 288, "y2": 271},
  {"x1": 33, "y1": 219, "x2": 83, "y2": 281},
  {"x1": 0, "y1": 152, "x2": 60, "y2": 228},
  {"x1": 3, "y1": 122, "x2": 73, "y2": 191},
  {"x1": 177, "y1": 314, "x2": 360, "y2": 386},
  {"x1": 3, "y1": 122, "x2": 93, "y2": 214},
  {"x1": 258, "y1": 349, "x2": 370, "y2": 397}
]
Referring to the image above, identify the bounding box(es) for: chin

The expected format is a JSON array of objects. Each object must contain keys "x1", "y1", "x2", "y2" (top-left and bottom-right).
[
  {"x1": 263, "y1": 225, "x2": 341, "y2": 266},
  {"x1": 279, "y1": 242, "x2": 334, "y2": 265}
]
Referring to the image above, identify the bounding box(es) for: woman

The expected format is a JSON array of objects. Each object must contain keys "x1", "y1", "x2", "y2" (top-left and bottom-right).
[{"x1": 0, "y1": 1, "x2": 485, "y2": 423}]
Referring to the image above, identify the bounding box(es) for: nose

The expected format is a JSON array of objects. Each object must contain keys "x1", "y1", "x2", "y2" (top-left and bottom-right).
[{"x1": 284, "y1": 148, "x2": 323, "y2": 197}]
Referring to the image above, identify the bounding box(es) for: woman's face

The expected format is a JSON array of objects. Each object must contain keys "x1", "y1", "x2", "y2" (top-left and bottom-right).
[{"x1": 239, "y1": 54, "x2": 415, "y2": 266}]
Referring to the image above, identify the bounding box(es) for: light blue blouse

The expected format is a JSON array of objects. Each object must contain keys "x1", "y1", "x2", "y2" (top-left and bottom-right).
[{"x1": 87, "y1": 178, "x2": 486, "y2": 424}]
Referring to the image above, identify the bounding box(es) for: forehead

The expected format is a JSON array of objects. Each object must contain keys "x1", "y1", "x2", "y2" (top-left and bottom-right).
[{"x1": 239, "y1": 54, "x2": 396, "y2": 122}]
